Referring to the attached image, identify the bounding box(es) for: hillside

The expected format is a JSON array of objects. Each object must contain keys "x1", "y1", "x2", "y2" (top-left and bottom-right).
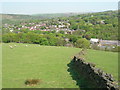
[
  {"x1": 32, "y1": 13, "x2": 84, "y2": 18},
  {"x1": 1, "y1": 13, "x2": 81, "y2": 24},
  {"x1": 1, "y1": 14, "x2": 40, "y2": 24},
  {"x1": 2, "y1": 43, "x2": 118, "y2": 88},
  {"x1": 65, "y1": 10, "x2": 118, "y2": 40},
  {"x1": 2, "y1": 10, "x2": 118, "y2": 40},
  {"x1": 86, "y1": 49, "x2": 118, "y2": 80},
  {"x1": 2, "y1": 43, "x2": 80, "y2": 88}
]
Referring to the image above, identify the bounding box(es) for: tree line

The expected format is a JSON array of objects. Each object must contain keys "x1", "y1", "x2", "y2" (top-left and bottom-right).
[{"x1": 2, "y1": 32, "x2": 90, "y2": 48}]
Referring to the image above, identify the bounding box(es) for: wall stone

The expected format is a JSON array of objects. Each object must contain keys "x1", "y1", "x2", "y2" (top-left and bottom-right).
[{"x1": 71, "y1": 55, "x2": 119, "y2": 89}]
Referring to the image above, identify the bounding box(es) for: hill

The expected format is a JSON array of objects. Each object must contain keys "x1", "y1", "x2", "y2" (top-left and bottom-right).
[
  {"x1": 2, "y1": 43, "x2": 118, "y2": 88},
  {"x1": 86, "y1": 49, "x2": 118, "y2": 80},
  {"x1": 32, "y1": 12, "x2": 84, "y2": 18},
  {"x1": 1, "y1": 13, "x2": 82, "y2": 24},
  {"x1": 2, "y1": 43, "x2": 80, "y2": 88},
  {"x1": 1, "y1": 14, "x2": 40, "y2": 24}
]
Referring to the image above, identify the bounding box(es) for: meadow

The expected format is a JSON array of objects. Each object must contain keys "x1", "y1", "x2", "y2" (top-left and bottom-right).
[
  {"x1": 86, "y1": 49, "x2": 118, "y2": 80},
  {"x1": 2, "y1": 43, "x2": 118, "y2": 88},
  {"x1": 2, "y1": 43, "x2": 80, "y2": 88}
]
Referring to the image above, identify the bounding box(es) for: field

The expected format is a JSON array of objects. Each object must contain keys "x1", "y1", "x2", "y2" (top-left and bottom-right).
[
  {"x1": 2, "y1": 43, "x2": 118, "y2": 88},
  {"x1": 86, "y1": 49, "x2": 118, "y2": 80},
  {"x1": 2, "y1": 43, "x2": 80, "y2": 88}
]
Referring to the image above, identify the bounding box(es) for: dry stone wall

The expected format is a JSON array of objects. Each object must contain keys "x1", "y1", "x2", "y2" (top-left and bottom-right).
[{"x1": 72, "y1": 56, "x2": 119, "y2": 90}]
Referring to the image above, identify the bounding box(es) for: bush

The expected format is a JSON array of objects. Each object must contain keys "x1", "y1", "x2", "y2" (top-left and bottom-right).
[
  {"x1": 75, "y1": 38, "x2": 90, "y2": 49},
  {"x1": 91, "y1": 44, "x2": 100, "y2": 50},
  {"x1": 111, "y1": 46, "x2": 120, "y2": 52},
  {"x1": 56, "y1": 38, "x2": 66, "y2": 46},
  {"x1": 39, "y1": 38, "x2": 49, "y2": 45}
]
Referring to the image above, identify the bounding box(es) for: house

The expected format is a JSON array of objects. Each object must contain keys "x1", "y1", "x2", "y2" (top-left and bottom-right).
[
  {"x1": 90, "y1": 38, "x2": 120, "y2": 46},
  {"x1": 90, "y1": 38, "x2": 99, "y2": 44},
  {"x1": 64, "y1": 32, "x2": 68, "y2": 34},
  {"x1": 10, "y1": 29, "x2": 13, "y2": 32},
  {"x1": 91, "y1": 15, "x2": 94, "y2": 17},
  {"x1": 64, "y1": 38, "x2": 69, "y2": 42},
  {"x1": 100, "y1": 20, "x2": 105, "y2": 24},
  {"x1": 98, "y1": 40, "x2": 120, "y2": 46},
  {"x1": 58, "y1": 25, "x2": 65, "y2": 28},
  {"x1": 64, "y1": 31, "x2": 73, "y2": 34},
  {"x1": 96, "y1": 40, "x2": 120, "y2": 51}
]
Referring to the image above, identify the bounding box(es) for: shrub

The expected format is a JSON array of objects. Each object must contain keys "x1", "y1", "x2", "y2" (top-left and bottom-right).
[
  {"x1": 39, "y1": 38, "x2": 49, "y2": 45},
  {"x1": 75, "y1": 38, "x2": 90, "y2": 49},
  {"x1": 111, "y1": 46, "x2": 120, "y2": 52}
]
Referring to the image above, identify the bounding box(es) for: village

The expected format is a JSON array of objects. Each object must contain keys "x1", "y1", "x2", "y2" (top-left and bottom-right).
[
  {"x1": 3, "y1": 20, "x2": 75, "y2": 34},
  {"x1": 90, "y1": 38, "x2": 120, "y2": 51},
  {"x1": 2, "y1": 19, "x2": 120, "y2": 52}
]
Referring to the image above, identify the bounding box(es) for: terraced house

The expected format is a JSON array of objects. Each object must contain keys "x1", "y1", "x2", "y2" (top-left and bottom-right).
[{"x1": 98, "y1": 40, "x2": 120, "y2": 46}]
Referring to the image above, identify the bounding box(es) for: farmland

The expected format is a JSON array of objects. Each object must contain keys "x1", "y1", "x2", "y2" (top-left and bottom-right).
[
  {"x1": 86, "y1": 49, "x2": 118, "y2": 80},
  {"x1": 2, "y1": 43, "x2": 118, "y2": 88},
  {"x1": 2, "y1": 43, "x2": 80, "y2": 88}
]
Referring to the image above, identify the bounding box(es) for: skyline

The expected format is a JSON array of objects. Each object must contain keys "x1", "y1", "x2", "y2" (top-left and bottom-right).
[{"x1": 1, "y1": 2, "x2": 118, "y2": 15}]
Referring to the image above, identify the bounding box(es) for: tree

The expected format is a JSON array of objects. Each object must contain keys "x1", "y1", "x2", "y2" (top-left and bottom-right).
[
  {"x1": 39, "y1": 38, "x2": 49, "y2": 45},
  {"x1": 84, "y1": 34, "x2": 91, "y2": 40},
  {"x1": 75, "y1": 38, "x2": 90, "y2": 49},
  {"x1": 59, "y1": 30, "x2": 65, "y2": 34},
  {"x1": 69, "y1": 35, "x2": 78, "y2": 43},
  {"x1": 56, "y1": 38, "x2": 66, "y2": 46},
  {"x1": 48, "y1": 38, "x2": 57, "y2": 46}
]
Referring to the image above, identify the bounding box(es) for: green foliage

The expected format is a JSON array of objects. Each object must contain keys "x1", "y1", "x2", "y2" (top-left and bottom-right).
[
  {"x1": 48, "y1": 37, "x2": 57, "y2": 46},
  {"x1": 39, "y1": 38, "x2": 49, "y2": 45},
  {"x1": 21, "y1": 28, "x2": 29, "y2": 33},
  {"x1": 69, "y1": 35, "x2": 78, "y2": 43},
  {"x1": 75, "y1": 38, "x2": 90, "y2": 49},
  {"x1": 111, "y1": 46, "x2": 120, "y2": 52},
  {"x1": 68, "y1": 10, "x2": 118, "y2": 40},
  {"x1": 40, "y1": 26, "x2": 46, "y2": 30},
  {"x1": 2, "y1": 10, "x2": 118, "y2": 47},
  {"x1": 2, "y1": 33, "x2": 16, "y2": 43},
  {"x1": 56, "y1": 38, "x2": 66, "y2": 46},
  {"x1": 59, "y1": 30, "x2": 65, "y2": 34}
]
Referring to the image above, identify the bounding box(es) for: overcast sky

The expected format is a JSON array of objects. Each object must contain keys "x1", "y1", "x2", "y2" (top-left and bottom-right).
[{"x1": 1, "y1": 1, "x2": 118, "y2": 15}]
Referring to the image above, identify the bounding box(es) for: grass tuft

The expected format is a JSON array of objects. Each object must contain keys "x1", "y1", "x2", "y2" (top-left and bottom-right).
[{"x1": 25, "y1": 79, "x2": 41, "y2": 86}]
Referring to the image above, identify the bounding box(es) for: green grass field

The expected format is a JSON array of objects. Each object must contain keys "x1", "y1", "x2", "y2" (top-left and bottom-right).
[
  {"x1": 2, "y1": 43, "x2": 80, "y2": 88},
  {"x1": 86, "y1": 49, "x2": 118, "y2": 80},
  {"x1": 2, "y1": 43, "x2": 118, "y2": 88}
]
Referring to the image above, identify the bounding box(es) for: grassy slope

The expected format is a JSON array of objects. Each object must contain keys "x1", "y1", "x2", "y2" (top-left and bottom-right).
[
  {"x1": 2, "y1": 43, "x2": 80, "y2": 88},
  {"x1": 86, "y1": 49, "x2": 118, "y2": 81},
  {"x1": 2, "y1": 43, "x2": 118, "y2": 88}
]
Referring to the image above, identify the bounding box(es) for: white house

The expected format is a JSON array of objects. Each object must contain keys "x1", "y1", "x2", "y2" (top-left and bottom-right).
[
  {"x1": 10, "y1": 29, "x2": 13, "y2": 32},
  {"x1": 90, "y1": 38, "x2": 99, "y2": 44}
]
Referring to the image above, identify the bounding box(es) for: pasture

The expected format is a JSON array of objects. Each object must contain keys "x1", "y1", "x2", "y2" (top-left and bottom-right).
[
  {"x1": 86, "y1": 49, "x2": 118, "y2": 81},
  {"x1": 2, "y1": 43, "x2": 118, "y2": 88},
  {"x1": 2, "y1": 43, "x2": 80, "y2": 88}
]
